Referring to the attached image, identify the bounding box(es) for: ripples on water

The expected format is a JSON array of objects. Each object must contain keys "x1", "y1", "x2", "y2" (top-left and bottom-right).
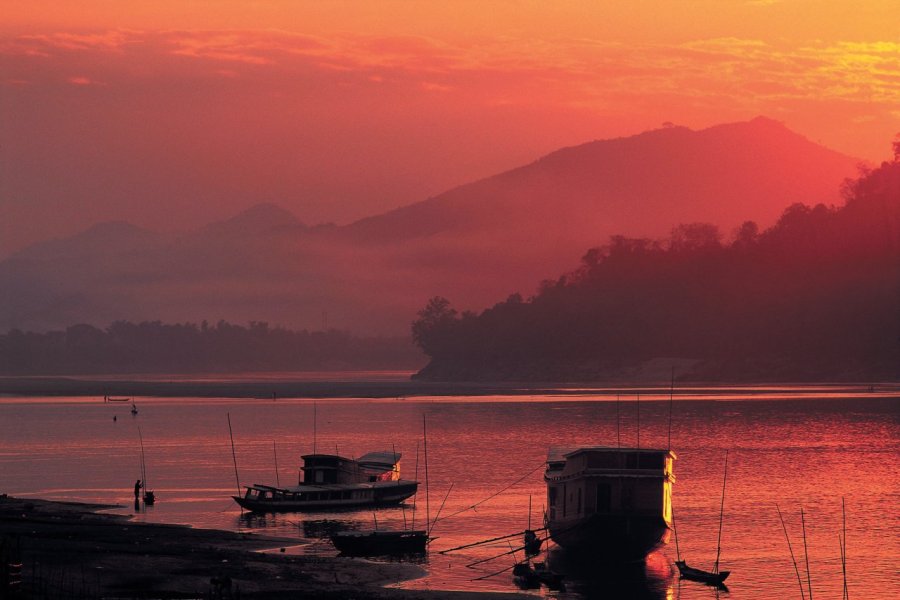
[{"x1": 1, "y1": 386, "x2": 897, "y2": 599}]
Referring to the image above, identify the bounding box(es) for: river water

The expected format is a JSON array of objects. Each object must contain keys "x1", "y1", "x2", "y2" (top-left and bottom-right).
[{"x1": 1, "y1": 384, "x2": 897, "y2": 599}]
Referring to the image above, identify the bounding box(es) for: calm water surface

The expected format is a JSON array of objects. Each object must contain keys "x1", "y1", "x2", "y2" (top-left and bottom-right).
[{"x1": 1, "y1": 386, "x2": 897, "y2": 599}]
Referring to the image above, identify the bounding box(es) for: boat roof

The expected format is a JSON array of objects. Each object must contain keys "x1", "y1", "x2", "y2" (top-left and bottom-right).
[
  {"x1": 357, "y1": 451, "x2": 401, "y2": 466},
  {"x1": 299, "y1": 450, "x2": 401, "y2": 466},
  {"x1": 246, "y1": 480, "x2": 416, "y2": 493},
  {"x1": 547, "y1": 446, "x2": 676, "y2": 463}
]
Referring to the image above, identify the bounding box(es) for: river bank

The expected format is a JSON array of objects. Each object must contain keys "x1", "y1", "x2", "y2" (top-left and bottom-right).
[{"x1": 0, "y1": 496, "x2": 528, "y2": 599}]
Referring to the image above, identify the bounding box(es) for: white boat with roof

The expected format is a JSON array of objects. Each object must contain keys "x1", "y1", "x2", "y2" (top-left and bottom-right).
[
  {"x1": 544, "y1": 445, "x2": 675, "y2": 561},
  {"x1": 233, "y1": 450, "x2": 418, "y2": 512}
]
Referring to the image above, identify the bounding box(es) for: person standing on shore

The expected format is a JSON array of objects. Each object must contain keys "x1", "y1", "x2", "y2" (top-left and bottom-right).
[{"x1": 134, "y1": 480, "x2": 142, "y2": 499}]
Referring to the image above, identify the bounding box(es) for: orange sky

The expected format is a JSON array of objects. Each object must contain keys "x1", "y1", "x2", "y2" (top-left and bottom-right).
[{"x1": 2, "y1": 1, "x2": 899, "y2": 256}]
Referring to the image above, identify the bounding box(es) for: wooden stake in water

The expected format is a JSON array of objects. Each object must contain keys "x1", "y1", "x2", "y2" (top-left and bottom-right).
[
  {"x1": 776, "y1": 503, "x2": 806, "y2": 600},
  {"x1": 227, "y1": 413, "x2": 241, "y2": 497},
  {"x1": 313, "y1": 400, "x2": 317, "y2": 455}
]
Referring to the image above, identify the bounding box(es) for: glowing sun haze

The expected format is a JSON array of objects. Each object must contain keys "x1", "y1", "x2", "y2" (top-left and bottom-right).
[{"x1": 2, "y1": 1, "x2": 899, "y2": 256}]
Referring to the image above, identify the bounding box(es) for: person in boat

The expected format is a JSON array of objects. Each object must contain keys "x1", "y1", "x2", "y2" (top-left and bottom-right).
[{"x1": 134, "y1": 480, "x2": 142, "y2": 499}]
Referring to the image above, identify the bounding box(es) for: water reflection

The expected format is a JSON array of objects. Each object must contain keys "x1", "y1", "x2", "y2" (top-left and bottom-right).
[{"x1": 547, "y1": 548, "x2": 675, "y2": 600}]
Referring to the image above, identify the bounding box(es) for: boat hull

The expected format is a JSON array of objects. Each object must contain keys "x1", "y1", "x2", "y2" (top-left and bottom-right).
[
  {"x1": 675, "y1": 561, "x2": 730, "y2": 585},
  {"x1": 548, "y1": 513, "x2": 670, "y2": 562},
  {"x1": 330, "y1": 530, "x2": 427, "y2": 556},
  {"x1": 233, "y1": 481, "x2": 418, "y2": 512}
]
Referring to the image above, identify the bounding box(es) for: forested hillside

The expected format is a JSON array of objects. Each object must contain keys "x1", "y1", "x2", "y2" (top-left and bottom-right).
[
  {"x1": 412, "y1": 144, "x2": 900, "y2": 382},
  {"x1": 0, "y1": 320, "x2": 423, "y2": 375}
]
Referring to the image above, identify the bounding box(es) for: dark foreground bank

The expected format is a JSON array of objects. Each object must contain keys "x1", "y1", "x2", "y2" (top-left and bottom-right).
[{"x1": 0, "y1": 496, "x2": 527, "y2": 600}]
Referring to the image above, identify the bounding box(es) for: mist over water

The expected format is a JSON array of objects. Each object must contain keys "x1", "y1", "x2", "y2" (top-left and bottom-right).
[{"x1": 1, "y1": 386, "x2": 897, "y2": 599}]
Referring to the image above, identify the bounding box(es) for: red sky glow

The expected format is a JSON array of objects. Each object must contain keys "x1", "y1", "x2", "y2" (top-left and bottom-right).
[{"x1": 2, "y1": 1, "x2": 899, "y2": 256}]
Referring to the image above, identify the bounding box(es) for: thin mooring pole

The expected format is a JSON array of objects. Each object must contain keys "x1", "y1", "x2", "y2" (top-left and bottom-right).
[
  {"x1": 776, "y1": 503, "x2": 806, "y2": 600},
  {"x1": 616, "y1": 394, "x2": 621, "y2": 448},
  {"x1": 713, "y1": 450, "x2": 728, "y2": 574},
  {"x1": 273, "y1": 441, "x2": 280, "y2": 487},
  {"x1": 313, "y1": 400, "x2": 317, "y2": 455},
  {"x1": 671, "y1": 503, "x2": 681, "y2": 562},
  {"x1": 429, "y1": 482, "x2": 454, "y2": 537},
  {"x1": 636, "y1": 392, "x2": 640, "y2": 451},
  {"x1": 801, "y1": 507, "x2": 813, "y2": 600},
  {"x1": 842, "y1": 497, "x2": 848, "y2": 600},
  {"x1": 227, "y1": 413, "x2": 241, "y2": 497},
  {"x1": 412, "y1": 441, "x2": 420, "y2": 530},
  {"x1": 423, "y1": 414, "x2": 431, "y2": 532},
  {"x1": 668, "y1": 366, "x2": 675, "y2": 449},
  {"x1": 528, "y1": 494, "x2": 532, "y2": 530}
]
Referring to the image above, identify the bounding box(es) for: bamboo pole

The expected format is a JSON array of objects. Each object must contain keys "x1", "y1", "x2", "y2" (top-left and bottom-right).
[
  {"x1": 801, "y1": 507, "x2": 813, "y2": 600},
  {"x1": 713, "y1": 450, "x2": 728, "y2": 574},
  {"x1": 227, "y1": 413, "x2": 241, "y2": 497},
  {"x1": 776, "y1": 503, "x2": 806, "y2": 600}
]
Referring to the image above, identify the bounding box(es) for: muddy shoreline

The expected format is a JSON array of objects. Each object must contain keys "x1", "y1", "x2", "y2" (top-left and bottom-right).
[{"x1": 0, "y1": 496, "x2": 528, "y2": 599}]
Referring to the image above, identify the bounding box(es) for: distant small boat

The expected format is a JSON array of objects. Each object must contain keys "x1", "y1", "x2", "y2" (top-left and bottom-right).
[
  {"x1": 330, "y1": 529, "x2": 427, "y2": 556},
  {"x1": 107, "y1": 397, "x2": 131, "y2": 402},
  {"x1": 130, "y1": 403, "x2": 138, "y2": 416}
]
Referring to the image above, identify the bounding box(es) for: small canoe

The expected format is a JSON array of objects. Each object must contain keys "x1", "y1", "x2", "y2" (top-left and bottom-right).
[{"x1": 675, "y1": 560, "x2": 730, "y2": 585}]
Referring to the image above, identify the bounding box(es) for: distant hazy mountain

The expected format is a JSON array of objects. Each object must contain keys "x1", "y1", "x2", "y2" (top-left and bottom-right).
[{"x1": 0, "y1": 118, "x2": 863, "y2": 335}]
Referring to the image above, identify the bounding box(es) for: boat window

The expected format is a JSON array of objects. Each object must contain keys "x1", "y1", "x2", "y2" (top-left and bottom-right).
[
  {"x1": 548, "y1": 486, "x2": 557, "y2": 506},
  {"x1": 626, "y1": 453, "x2": 639, "y2": 469},
  {"x1": 587, "y1": 453, "x2": 619, "y2": 469},
  {"x1": 315, "y1": 471, "x2": 324, "y2": 483}
]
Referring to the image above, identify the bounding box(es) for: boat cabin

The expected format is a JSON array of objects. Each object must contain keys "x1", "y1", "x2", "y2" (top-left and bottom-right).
[
  {"x1": 545, "y1": 446, "x2": 675, "y2": 525},
  {"x1": 300, "y1": 451, "x2": 401, "y2": 485}
]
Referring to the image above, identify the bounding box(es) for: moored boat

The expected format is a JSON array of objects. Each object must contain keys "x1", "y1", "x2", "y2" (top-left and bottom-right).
[
  {"x1": 675, "y1": 560, "x2": 730, "y2": 585},
  {"x1": 233, "y1": 451, "x2": 418, "y2": 511},
  {"x1": 544, "y1": 446, "x2": 676, "y2": 561},
  {"x1": 330, "y1": 529, "x2": 427, "y2": 556}
]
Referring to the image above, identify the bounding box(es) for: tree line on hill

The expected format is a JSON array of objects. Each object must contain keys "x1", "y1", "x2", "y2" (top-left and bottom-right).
[
  {"x1": 412, "y1": 141, "x2": 900, "y2": 382},
  {"x1": 0, "y1": 320, "x2": 424, "y2": 375}
]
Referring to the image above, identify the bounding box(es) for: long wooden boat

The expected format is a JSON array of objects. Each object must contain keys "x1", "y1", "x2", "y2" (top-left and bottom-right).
[
  {"x1": 330, "y1": 529, "x2": 427, "y2": 556},
  {"x1": 675, "y1": 560, "x2": 730, "y2": 584},
  {"x1": 233, "y1": 451, "x2": 418, "y2": 512},
  {"x1": 544, "y1": 446, "x2": 676, "y2": 562}
]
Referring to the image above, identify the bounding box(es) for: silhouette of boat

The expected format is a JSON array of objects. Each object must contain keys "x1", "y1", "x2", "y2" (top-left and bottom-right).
[
  {"x1": 544, "y1": 446, "x2": 676, "y2": 561},
  {"x1": 675, "y1": 560, "x2": 729, "y2": 585},
  {"x1": 673, "y1": 451, "x2": 730, "y2": 585},
  {"x1": 512, "y1": 560, "x2": 564, "y2": 590},
  {"x1": 330, "y1": 529, "x2": 427, "y2": 556},
  {"x1": 233, "y1": 451, "x2": 418, "y2": 511}
]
